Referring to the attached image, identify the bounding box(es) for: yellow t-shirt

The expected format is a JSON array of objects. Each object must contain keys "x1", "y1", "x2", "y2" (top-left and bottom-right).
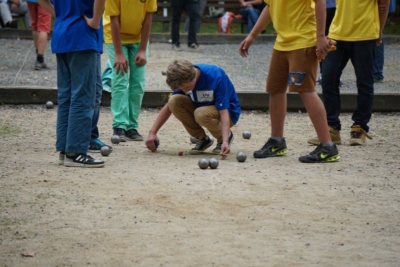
[
  {"x1": 329, "y1": 0, "x2": 379, "y2": 41},
  {"x1": 103, "y1": 0, "x2": 157, "y2": 44},
  {"x1": 265, "y1": 0, "x2": 316, "y2": 51}
]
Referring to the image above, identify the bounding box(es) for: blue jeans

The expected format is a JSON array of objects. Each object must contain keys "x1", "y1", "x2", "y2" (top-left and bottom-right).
[
  {"x1": 171, "y1": 0, "x2": 201, "y2": 46},
  {"x1": 91, "y1": 53, "x2": 102, "y2": 140},
  {"x1": 372, "y1": 34, "x2": 384, "y2": 81},
  {"x1": 321, "y1": 40, "x2": 375, "y2": 132},
  {"x1": 240, "y1": 7, "x2": 261, "y2": 33},
  {"x1": 56, "y1": 50, "x2": 97, "y2": 154}
]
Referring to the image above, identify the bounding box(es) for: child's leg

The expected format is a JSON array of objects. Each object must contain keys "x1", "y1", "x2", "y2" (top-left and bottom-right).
[
  {"x1": 299, "y1": 92, "x2": 331, "y2": 143},
  {"x1": 106, "y1": 43, "x2": 130, "y2": 130},
  {"x1": 193, "y1": 106, "x2": 234, "y2": 141},
  {"x1": 168, "y1": 94, "x2": 207, "y2": 139},
  {"x1": 126, "y1": 43, "x2": 147, "y2": 131},
  {"x1": 269, "y1": 92, "x2": 286, "y2": 137}
]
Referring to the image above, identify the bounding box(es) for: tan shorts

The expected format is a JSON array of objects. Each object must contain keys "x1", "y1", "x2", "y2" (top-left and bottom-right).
[{"x1": 266, "y1": 47, "x2": 317, "y2": 94}]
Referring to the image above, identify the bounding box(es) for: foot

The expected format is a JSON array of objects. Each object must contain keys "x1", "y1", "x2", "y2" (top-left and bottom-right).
[
  {"x1": 125, "y1": 129, "x2": 143, "y2": 141},
  {"x1": 349, "y1": 125, "x2": 372, "y2": 146},
  {"x1": 253, "y1": 138, "x2": 288, "y2": 158},
  {"x1": 299, "y1": 143, "x2": 340, "y2": 163},
  {"x1": 64, "y1": 153, "x2": 105, "y2": 168},
  {"x1": 307, "y1": 126, "x2": 342, "y2": 145},
  {"x1": 212, "y1": 131, "x2": 234, "y2": 154},
  {"x1": 113, "y1": 128, "x2": 126, "y2": 142},
  {"x1": 88, "y1": 138, "x2": 113, "y2": 153},
  {"x1": 34, "y1": 60, "x2": 48, "y2": 70},
  {"x1": 189, "y1": 135, "x2": 214, "y2": 155}
]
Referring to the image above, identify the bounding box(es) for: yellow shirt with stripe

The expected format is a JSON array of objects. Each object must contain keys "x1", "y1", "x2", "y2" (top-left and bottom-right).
[
  {"x1": 329, "y1": 0, "x2": 379, "y2": 41},
  {"x1": 103, "y1": 0, "x2": 157, "y2": 44},
  {"x1": 264, "y1": 0, "x2": 316, "y2": 51}
]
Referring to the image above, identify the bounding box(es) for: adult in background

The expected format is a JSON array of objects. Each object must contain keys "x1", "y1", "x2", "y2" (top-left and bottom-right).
[
  {"x1": 26, "y1": 0, "x2": 52, "y2": 70},
  {"x1": 239, "y1": 0, "x2": 265, "y2": 33},
  {"x1": 184, "y1": 0, "x2": 207, "y2": 34},
  {"x1": 372, "y1": 0, "x2": 396, "y2": 83},
  {"x1": 309, "y1": 0, "x2": 390, "y2": 146},
  {"x1": 171, "y1": 0, "x2": 202, "y2": 51},
  {"x1": 0, "y1": 0, "x2": 31, "y2": 28}
]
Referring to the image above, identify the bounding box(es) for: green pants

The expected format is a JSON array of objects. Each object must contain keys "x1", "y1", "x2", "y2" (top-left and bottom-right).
[{"x1": 106, "y1": 43, "x2": 147, "y2": 130}]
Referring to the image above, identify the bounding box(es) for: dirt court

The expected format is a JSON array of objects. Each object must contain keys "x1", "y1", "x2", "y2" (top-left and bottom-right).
[{"x1": 0, "y1": 105, "x2": 399, "y2": 267}]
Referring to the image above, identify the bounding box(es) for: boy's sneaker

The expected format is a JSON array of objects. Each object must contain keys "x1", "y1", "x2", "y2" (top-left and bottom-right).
[
  {"x1": 299, "y1": 143, "x2": 340, "y2": 163},
  {"x1": 212, "y1": 131, "x2": 234, "y2": 154},
  {"x1": 349, "y1": 125, "x2": 372, "y2": 146},
  {"x1": 88, "y1": 139, "x2": 113, "y2": 153},
  {"x1": 253, "y1": 138, "x2": 288, "y2": 158},
  {"x1": 307, "y1": 126, "x2": 342, "y2": 145},
  {"x1": 113, "y1": 128, "x2": 126, "y2": 142},
  {"x1": 188, "y1": 43, "x2": 203, "y2": 52},
  {"x1": 64, "y1": 153, "x2": 105, "y2": 168},
  {"x1": 172, "y1": 43, "x2": 182, "y2": 51},
  {"x1": 34, "y1": 61, "x2": 48, "y2": 70},
  {"x1": 126, "y1": 129, "x2": 143, "y2": 141},
  {"x1": 59, "y1": 151, "x2": 65, "y2": 165},
  {"x1": 189, "y1": 135, "x2": 214, "y2": 155}
]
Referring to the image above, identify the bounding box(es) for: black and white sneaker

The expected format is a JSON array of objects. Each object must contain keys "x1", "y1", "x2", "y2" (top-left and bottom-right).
[
  {"x1": 64, "y1": 153, "x2": 105, "y2": 168},
  {"x1": 189, "y1": 135, "x2": 214, "y2": 155},
  {"x1": 88, "y1": 139, "x2": 113, "y2": 153},
  {"x1": 212, "y1": 131, "x2": 234, "y2": 154}
]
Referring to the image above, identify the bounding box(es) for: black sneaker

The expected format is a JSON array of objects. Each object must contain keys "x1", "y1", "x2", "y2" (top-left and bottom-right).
[
  {"x1": 88, "y1": 138, "x2": 113, "y2": 153},
  {"x1": 34, "y1": 60, "x2": 48, "y2": 70},
  {"x1": 113, "y1": 128, "x2": 126, "y2": 142},
  {"x1": 212, "y1": 131, "x2": 234, "y2": 154},
  {"x1": 299, "y1": 143, "x2": 340, "y2": 163},
  {"x1": 126, "y1": 129, "x2": 143, "y2": 141},
  {"x1": 253, "y1": 138, "x2": 288, "y2": 158},
  {"x1": 189, "y1": 135, "x2": 214, "y2": 155},
  {"x1": 59, "y1": 151, "x2": 65, "y2": 165},
  {"x1": 64, "y1": 153, "x2": 105, "y2": 168}
]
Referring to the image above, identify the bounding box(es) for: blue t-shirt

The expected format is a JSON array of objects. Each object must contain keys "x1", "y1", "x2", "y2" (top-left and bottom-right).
[
  {"x1": 51, "y1": 0, "x2": 102, "y2": 54},
  {"x1": 172, "y1": 64, "x2": 241, "y2": 124},
  {"x1": 26, "y1": 0, "x2": 37, "y2": 3}
]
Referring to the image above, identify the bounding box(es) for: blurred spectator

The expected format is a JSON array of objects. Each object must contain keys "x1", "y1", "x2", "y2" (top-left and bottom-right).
[
  {"x1": 239, "y1": 0, "x2": 265, "y2": 33},
  {"x1": 0, "y1": 0, "x2": 31, "y2": 28},
  {"x1": 26, "y1": 0, "x2": 51, "y2": 70},
  {"x1": 184, "y1": 0, "x2": 207, "y2": 34},
  {"x1": 373, "y1": 0, "x2": 396, "y2": 82}
]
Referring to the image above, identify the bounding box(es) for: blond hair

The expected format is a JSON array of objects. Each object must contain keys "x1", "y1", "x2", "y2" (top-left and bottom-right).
[{"x1": 165, "y1": 60, "x2": 196, "y2": 90}]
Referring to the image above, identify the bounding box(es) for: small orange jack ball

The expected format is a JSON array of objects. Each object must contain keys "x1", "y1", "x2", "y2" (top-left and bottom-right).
[{"x1": 178, "y1": 151, "x2": 183, "y2": 156}]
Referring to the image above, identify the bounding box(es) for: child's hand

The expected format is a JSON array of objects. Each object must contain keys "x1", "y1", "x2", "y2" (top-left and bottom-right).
[
  {"x1": 145, "y1": 135, "x2": 159, "y2": 152},
  {"x1": 316, "y1": 36, "x2": 336, "y2": 62},
  {"x1": 83, "y1": 15, "x2": 100, "y2": 30},
  {"x1": 114, "y1": 54, "x2": 128, "y2": 75},
  {"x1": 134, "y1": 51, "x2": 147, "y2": 66},
  {"x1": 238, "y1": 35, "x2": 255, "y2": 58},
  {"x1": 220, "y1": 142, "x2": 230, "y2": 160}
]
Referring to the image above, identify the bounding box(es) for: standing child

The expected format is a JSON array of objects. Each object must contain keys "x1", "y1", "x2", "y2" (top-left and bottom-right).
[
  {"x1": 238, "y1": 0, "x2": 340, "y2": 163},
  {"x1": 38, "y1": 0, "x2": 105, "y2": 167},
  {"x1": 103, "y1": 0, "x2": 157, "y2": 142},
  {"x1": 145, "y1": 60, "x2": 241, "y2": 159}
]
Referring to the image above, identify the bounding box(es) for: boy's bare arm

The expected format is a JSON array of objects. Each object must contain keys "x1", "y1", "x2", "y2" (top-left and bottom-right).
[
  {"x1": 110, "y1": 16, "x2": 128, "y2": 74},
  {"x1": 37, "y1": 0, "x2": 55, "y2": 17},
  {"x1": 314, "y1": 0, "x2": 330, "y2": 60},
  {"x1": 377, "y1": 0, "x2": 390, "y2": 45},
  {"x1": 219, "y1": 109, "x2": 231, "y2": 159},
  {"x1": 84, "y1": 0, "x2": 106, "y2": 29},
  {"x1": 135, "y1": 12, "x2": 153, "y2": 66},
  {"x1": 146, "y1": 104, "x2": 172, "y2": 152}
]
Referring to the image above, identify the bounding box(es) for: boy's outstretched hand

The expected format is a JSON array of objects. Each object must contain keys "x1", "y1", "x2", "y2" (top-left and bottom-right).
[
  {"x1": 220, "y1": 143, "x2": 230, "y2": 160},
  {"x1": 145, "y1": 134, "x2": 159, "y2": 152}
]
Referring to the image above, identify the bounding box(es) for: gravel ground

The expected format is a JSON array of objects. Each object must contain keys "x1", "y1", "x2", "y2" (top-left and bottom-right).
[{"x1": 1, "y1": 38, "x2": 400, "y2": 94}]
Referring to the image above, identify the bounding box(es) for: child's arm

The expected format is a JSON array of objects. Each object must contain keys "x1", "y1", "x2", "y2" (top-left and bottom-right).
[
  {"x1": 218, "y1": 109, "x2": 232, "y2": 159},
  {"x1": 314, "y1": 0, "x2": 330, "y2": 59},
  {"x1": 377, "y1": 0, "x2": 390, "y2": 46},
  {"x1": 84, "y1": 0, "x2": 106, "y2": 30},
  {"x1": 145, "y1": 104, "x2": 172, "y2": 152},
  {"x1": 238, "y1": 4, "x2": 271, "y2": 57},
  {"x1": 134, "y1": 12, "x2": 153, "y2": 66},
  {"x1": 110, "y1": 15, "x2": 128, "y2": 74},
  {"x1": 37, "y1": 0, "x2": 55, "y2": 17}
]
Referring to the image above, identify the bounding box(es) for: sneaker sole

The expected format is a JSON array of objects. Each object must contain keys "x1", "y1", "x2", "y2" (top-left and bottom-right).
[
  {"x1": 307, "y1": 140, "x2": 342, "y2": 146},
  {"x1": 64, "y1": 162, "x2": 105, "y2": 168},
  {"x1": 299, "y1": 154, "x2": 341, "y2": 163},
  {"x1": 126, "y1": 137, "x2": 143, "y2": 141}
]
